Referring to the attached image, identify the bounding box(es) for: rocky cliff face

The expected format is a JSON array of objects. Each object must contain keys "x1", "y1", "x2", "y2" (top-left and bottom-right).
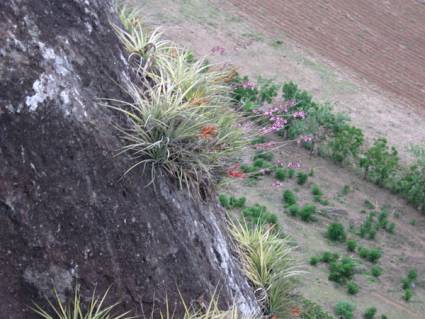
[{"x1": 0, "y1": 1, "x2": 257, "y2": 318}]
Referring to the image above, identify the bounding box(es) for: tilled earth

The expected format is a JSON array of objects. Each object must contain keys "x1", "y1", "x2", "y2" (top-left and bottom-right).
[{"x1": 227, "y1": 0, "x2": 425, "y2": 113}]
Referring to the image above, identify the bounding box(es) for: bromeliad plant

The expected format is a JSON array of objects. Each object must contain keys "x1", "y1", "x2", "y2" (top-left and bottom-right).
[
  {"x1": 229, "y1": 219, "x2": 303, "y2": 318},
  {"x1": 106, "y1": 83, "x2": 244, "y2": 191},
  {"x1": 108, "y1": 5, "x2": 246, "y2": 192}
]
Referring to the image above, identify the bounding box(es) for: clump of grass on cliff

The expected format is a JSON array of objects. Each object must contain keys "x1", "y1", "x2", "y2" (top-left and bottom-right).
[
  {"x1": 108, "y1": 4, "x2": 245, "y2": 192},
  {"x1": 32, "y1": 286, "x2": 132, "y2": 319},
  {"x1": 229, "y1": 219, "x2": 303, "y2": 317},
  {"x1": 33, "y1": 285, "x2": 243, "y2": 319}
]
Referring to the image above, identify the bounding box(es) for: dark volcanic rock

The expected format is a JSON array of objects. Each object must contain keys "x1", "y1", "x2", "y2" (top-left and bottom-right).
[{"x1": 0, "y1": 1, "x2": 258, "y2": 318}]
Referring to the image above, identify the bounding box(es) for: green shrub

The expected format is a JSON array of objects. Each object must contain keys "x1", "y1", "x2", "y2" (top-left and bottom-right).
[
  {"x1": 358, "y1": 246, "x2": 369, "y2": 259},
  {"x1": 242, "y1": 204, "x2": 277, "y2": 225},
  {"x1": 299, "y1": 204, "x2": 316, "y2": 222},
  {"x1": 381, "y1": 315, "x2": 388, "y2": 319},
  {"x1": 368, "y1": 228, "x2": 377, "y2": 240},
  {"x1": 283, "y1": 190, "x2": 297, "y2": 206},
  {"x1": 346, "y1": 239, "x2": 357, "y2": 252},
  {"x1": 397, "y1": 145, "x2": 425, "y2": 213},
  {"x1": 377, "y1": 209, "x2": 389, "y2": 229},
  {"x1": 321, "y1": 251, "x2": 339, "y2": 264},
  {"x1": 334, "y1": 301, "x2": 356, "y2": 319},
  {"x1": 301, "y1": 299, "x2": 335, "y2": 319},
  {"x1": 275, "y1": 168, "x2": 287, "y2": 181},
  {"x1": 347, "y1": 281, "x2": 359, "y2": 295},
  {"x1": 368, "y1": 248, "x2": 382, "y2": 263},
  {"x1": 358, "y1": 213, "x2": 379, "y2": 240},
  {"x1": 219, "y1": 194, "x2": 231, "y2": 209},
  {"x1": 364, "y1": 199, "x2": 375, "y2": 210},
  {"x1": 254, "y1": 151, "x2": 274, "y2": 162},
  {"x1": 257, "y1": 77, "x2": 279, "y2": 104},
  {"x1": 312, "y1": 184, "x2": 323, "y2": 196},
  {"x1": 240, "y1": 164, "x2": 258, "y2": 173},
  {"x1": 363, "y1": 307, "x2": 377, "y2": 319},
  {"x1": 253, "y1": 158, "x2": 266, "y2": 168},
  {"x1": 328, "y1": 125, "x2": 364, "y2": 164},
  {"x1": 327, "y1": 223, "x2": 346, "y2": 242},
  {"x1": 386, "y1": 222, "x2": 395, "y2": 234},
  {"x1": 360, "y1": 138, "x2": 399, "y2": 186},
  {"x1": 282, "y1": 81, "x2": 313, "y2": 109},
  {"x1": 407, "y1": 269, "x2": 417, "y2": 281},
  {"x1": 297, "y1": 172, "x2": 309, "y2": 185},
  {"x1": 229, "y1": 196, "x2": 246, "y2": 208},
  {"x1": 328, "y1": 257, "x2": 355, "y2": 284},
  {"x1": 359, "y1": 246, "x2": 382, "y2": 263},
  {"x1": 232, "y1": 76, "x2": 259, "y2": 104},
  {"x1": 340, "y1": 185, "x2": 351, "y2": 196},
  {"x1": 251, "y1": 136, "x2": 266, "y2": 145},
  {"x1": 371, "y1": 265, "x2": 383, "y2": 278},
  {"x1": 288, "y1": 168, "x2": 295, "y2": 178},
  {"x1": 403, "y1": 288, "x2": 412, "y2": 302},
  {"x1": 287, "y1": 204, "x2": 300, "y2": 216},
  {"x1": 402, "y1": 278, "x2": 411, "y2": 290},
  {"x1": 401, "y1": 269, "x2": 417, "y2": 296},
  {"x1": 310, "y1": 256, "x2": 320, "y2": 266},
  {"x1": 219, "y1": 194, "x2": 246, "y2": 209},
  {"x1": 319, "y1": 198, "x2": 330, "y2": 206}
]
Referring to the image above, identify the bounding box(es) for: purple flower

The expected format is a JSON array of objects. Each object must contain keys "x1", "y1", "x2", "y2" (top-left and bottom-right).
[
  {"x1": 287, "y1": 162, "x2": 302, "y2": 169},
  {"x1": 211, "y1": 46, "x2": 225, "y2": 55},
  {"x1": 242, "y1": 81, "x2": 256, "y2": 89},
  {"x1": 297, "y1": 135, "x2": 313, "y2": 144},
  {"x1": 293, "y1": 111, "x2": 306, "y2": 119}
]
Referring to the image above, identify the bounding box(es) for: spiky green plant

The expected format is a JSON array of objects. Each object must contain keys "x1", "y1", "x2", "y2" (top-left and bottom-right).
[
  {"x1": 112, "y1": 5, "x2": 172, "y2": 75},
  {"x1": 229, "y1": 219, "x2": 303, "y2": 317},
  {"x1": 153, "y1": 51, "x2": 231, "y2": 106},
  {"x1": 32, "y1": 286, "x2": 132, "y2": 319},
  {"x1": 108, "y1": 5, "x2": 246, "y2": 192},
  {"x1": 105, "y1": 82, "x2": 244, "y2": 191}
]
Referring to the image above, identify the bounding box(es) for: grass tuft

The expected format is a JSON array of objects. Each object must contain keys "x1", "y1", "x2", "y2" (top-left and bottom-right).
[
  {"x1": 32, "y1": 286, "x2": 133, "y2": 319},
  {"x1": 229, "y1": 219, "x2": 303, "y2": 317}
]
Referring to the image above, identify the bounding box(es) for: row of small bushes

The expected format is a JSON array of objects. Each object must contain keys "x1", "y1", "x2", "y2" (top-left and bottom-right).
[
  {"x1": 325, "y1": 222, "x2": 382, "y2": 264},
  {"x1": 358, "y1": 210, "x2": 395, "y2": 240},
  {"x1": 310, "y1": 252, "x2": 356, "y2": 285},
  {"x1": 335, "y1": 302, "x2": 387, "y2": 319},
  {"x1": 219, "y1": 193, "x2": 279, "y2": 225},
  {"x1": 401, "y1": 269, "x2": 417, "y2": 302},
  {"x1": 231, "y1": 77, "x2": 425, "y2": 214}
]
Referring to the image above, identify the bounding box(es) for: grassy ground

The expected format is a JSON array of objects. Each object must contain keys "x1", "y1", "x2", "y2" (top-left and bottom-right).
[{"x1": 221, "y1": 140, "x2": 425, "y2": 318}]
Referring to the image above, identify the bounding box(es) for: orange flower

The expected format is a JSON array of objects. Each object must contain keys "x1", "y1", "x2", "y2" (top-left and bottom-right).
[
  {"x1": 190, "y1": 97, "x2": 209, "y2": 106},
  {"x1": 291, "y1": 307, "x2": 301, "y2": 317},
  {"x1": 227, "y1": 163, "x2": 245, "y2": 178},
  {"x1": 200, "y1": 125, "x2": 218, "y2": 139}
]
